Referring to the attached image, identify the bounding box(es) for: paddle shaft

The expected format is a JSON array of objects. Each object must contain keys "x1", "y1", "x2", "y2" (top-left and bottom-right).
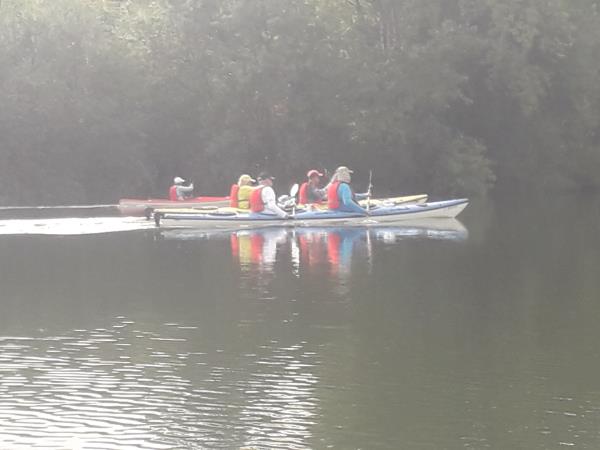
[{"x1": 367, "y1": 170, "x2": 373, "y2": 212}]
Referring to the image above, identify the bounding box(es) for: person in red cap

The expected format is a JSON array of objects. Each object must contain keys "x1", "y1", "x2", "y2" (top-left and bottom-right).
[{"x1": 298, "y1": 169, "x2": 327, "y2": 205}]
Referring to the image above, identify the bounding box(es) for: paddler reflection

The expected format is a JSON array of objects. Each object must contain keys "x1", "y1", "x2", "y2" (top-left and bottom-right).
[
  {"x1": 160, "y1": 219, "x2": 467, "y2": 276},
  {"x1": 295, "y1": 227, "x2": 371, "y2": 278},
  {"x1": 228, "y1": 226, "x2": 370, "y2": 277},
  {"x1": 230, "y1": 228, "x2": 288, "y2": 271}
]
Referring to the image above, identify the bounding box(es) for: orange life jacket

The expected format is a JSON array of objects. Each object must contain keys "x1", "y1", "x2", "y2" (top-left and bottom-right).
[
  {"x1": 300, "y1": 181, "x2": 325, "y2": 205},
  {"x1": 299, "y1": 182, "x2": 309, "y2": 204},
  {"x1": 327, "y1": 182, "x2": 341, "y2": 209},
  {"x1": 169, "y1": 185, "x2": 178, "y2": 201},
  {"x1": 249, "y1": 186, "x2": 265, "y2": 212},
  {"x1": 229, "y1": 184, "x2": 239, "y2": 208}
]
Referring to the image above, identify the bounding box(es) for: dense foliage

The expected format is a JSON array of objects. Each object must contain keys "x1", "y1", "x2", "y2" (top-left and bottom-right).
[{"x1": 1, "y1": 0, "x2": 599, "y2": 203}]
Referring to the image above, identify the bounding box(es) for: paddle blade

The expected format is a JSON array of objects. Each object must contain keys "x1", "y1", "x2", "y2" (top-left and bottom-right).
[{"x1": 289, "y1": 183, "x2": 299, "y2": 198}]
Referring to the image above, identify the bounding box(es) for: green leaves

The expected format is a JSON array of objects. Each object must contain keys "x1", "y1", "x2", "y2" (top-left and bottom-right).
[{"x1": 1, "y1": 0, "x2": 600, "y2": 203}]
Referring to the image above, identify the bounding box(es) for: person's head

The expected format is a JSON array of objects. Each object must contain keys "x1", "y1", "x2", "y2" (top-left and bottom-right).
[
  {"x1": 237, "y1": 174, "x2": 255, "y2": 186},
  {"x1": 334, "y1": 166, "x2": 353, "y2": 183},
  {"x1": 257, "y1": 172, "x2": 275, "y2": 186},
  {"x1": 306, "y1": 169, "x2": 323, "y2": 185},
  {"x1": 173, "y1": 176, "x2": 185, "y2": 185}
]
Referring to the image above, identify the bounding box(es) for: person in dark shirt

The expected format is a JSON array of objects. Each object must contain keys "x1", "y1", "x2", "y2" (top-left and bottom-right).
[{"x1": 299, "y1": 169, "x2": 326, "y2": 205}]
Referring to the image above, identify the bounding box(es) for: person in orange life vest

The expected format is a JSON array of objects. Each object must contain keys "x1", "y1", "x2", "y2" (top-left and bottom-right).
[
  {"x1": 326, "y1": 166, "x2": 368, "y2": 215},
  {"x1": 169, "y1": 176, "x2": 194, "y2": 201},
  {"x1": 230, "y1": 174, "x2": 255, "y2": 208},
  {"x1": 249, "y1": 172, "x2": 290, "y2": 218},
  {"x1": 299, "y1": 169, "x2": 326, "y2": 205}
]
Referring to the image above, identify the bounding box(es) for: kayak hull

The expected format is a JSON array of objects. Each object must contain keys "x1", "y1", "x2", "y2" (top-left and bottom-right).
[
  {"x1": 156, "y1": 199, "x2": 468, "y2": 230},
  {"x1": 118, "y1": 197, "x2": 230, "y2": 216}
]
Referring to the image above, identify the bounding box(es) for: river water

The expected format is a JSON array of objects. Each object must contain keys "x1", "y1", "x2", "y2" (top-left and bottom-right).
[{"x1": 0, "y1": 197, "x2": 599, "y2": 449}]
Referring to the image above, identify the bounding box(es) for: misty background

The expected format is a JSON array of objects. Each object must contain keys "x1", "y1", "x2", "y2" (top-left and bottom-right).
[{"x1": 1, "y1": 0, "x2": 599, "y2": 204}]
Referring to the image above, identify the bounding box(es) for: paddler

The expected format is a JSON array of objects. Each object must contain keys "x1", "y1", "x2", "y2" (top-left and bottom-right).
[
  {"x1": 169, "y1": 177, "x2": 194, "y2": 201},
  {"x1": 230, "y1": 174, "x2": 256, "y2": 209},
  {"x1": 298, "y1": 169, "x2": 326, "y2": 205},
  {"x1": 327, "y1": 166, "x2": 369, "y2": 215},
  {"x1": 249, "y1": 172, "x2": 291, "y2": 219}
]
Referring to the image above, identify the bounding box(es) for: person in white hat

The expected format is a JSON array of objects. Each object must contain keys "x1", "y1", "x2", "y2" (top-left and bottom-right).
[
  {"x1": 326, "y1": 166, "x2": 368, "y2": 215},
  {"x1": 169, "y1": 176, "x2": 194, "y2": 201}
]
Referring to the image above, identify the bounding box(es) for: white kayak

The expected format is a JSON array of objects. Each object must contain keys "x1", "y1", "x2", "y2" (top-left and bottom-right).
[{"x1": 154, "y1": 198, "x2": 469, "y2": 230}]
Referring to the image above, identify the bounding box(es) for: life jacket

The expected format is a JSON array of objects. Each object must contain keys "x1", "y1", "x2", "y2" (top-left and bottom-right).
[
  {"x1": 249, "y1": 186, "x2": 266, "y2": 212},
  {"x1": 229, "y1": 184, "x2": 239, "y2": 208},
  {"x1": 237, "y1": 185, "x2": 253, "y2": 210},
  {"x1": 298, "y1": 182, "x2": 309, "y2": 204},
  {"x1": 327, "y1": 181, "x2": 341, "y2": 209},
  {"x1": 169, "y1": 185, "x2": 178, "y2": 201}
]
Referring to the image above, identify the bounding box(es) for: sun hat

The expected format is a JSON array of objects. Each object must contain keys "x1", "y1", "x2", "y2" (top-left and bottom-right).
[
  {"x1": 238, "y1": 174, "x2": 256, "y2": 185},
  {"x1": 335, "y1": 166, "x2": 353, "y2": 174}
]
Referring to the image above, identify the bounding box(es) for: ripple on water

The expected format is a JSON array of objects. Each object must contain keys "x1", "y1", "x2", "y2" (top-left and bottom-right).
[{"x1": 0, "y1": 319, "x2": 321, "y2": 449}]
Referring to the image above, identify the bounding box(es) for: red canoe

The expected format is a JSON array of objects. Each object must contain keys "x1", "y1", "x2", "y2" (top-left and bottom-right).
[{"x1": 118, "y1": 196, "x2": 230, "y2": 216}]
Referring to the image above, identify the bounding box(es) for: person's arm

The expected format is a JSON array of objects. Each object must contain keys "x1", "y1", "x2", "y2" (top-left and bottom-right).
[
  {"x1": 176, "y1": 184, "x2": 194, "y2": 199},
  {"x1": 339, "y1": 183, "x2": 368, "y2": 215},
  {"x1": 308, "y1": 185, "x2": 326, "y2": 202},
  {"x1": 262, "y1": 187, "x2": 289, "y2": 218}
]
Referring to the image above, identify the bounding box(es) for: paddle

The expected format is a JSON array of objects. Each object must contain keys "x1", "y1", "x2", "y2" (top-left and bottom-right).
[
  {"x1": 289, "y1": 183, "x2": 299, "y2": 198},
  {"x1": 289, "y1": 183, "x2": 299, "y2": 217},
  {"x1": 366, "y1": 170, "x2": 373, "y2": 213}
]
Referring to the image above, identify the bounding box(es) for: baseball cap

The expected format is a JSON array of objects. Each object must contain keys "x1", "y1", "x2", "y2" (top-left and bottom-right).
[{"x1": 257, "y1": 172, "x2": 275, "y2": 181}]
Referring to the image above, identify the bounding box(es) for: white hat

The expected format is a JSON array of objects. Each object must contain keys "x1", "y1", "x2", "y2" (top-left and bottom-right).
[
  {"x1": 335, "y1": 166, "x2": 353, "y2": 174},
  {"x1": 173, "y1": 176, "x2": 185, "y2": 185}
]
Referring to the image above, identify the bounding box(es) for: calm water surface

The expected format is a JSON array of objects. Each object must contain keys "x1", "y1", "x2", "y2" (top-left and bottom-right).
[{"x1": 1, "y1": 197, "x2": 600, "y2": 449}]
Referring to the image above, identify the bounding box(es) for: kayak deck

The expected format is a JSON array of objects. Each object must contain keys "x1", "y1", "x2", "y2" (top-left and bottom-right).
[{"x1": 155, "y1": 194, "x2": 428, "y2": 216}]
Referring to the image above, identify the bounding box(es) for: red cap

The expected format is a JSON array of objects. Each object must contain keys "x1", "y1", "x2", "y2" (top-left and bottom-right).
[{"x1": 307, "y1": 169, "x2": 323, "y2": 178}]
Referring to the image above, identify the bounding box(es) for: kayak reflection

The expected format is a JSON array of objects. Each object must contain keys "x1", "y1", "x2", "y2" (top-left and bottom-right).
[
  {"x1": 159, "y1": 219, "x2": 468, "y2": 275},
  {"x1": 231, "y1": 227, "x2": 288, "y2": 271}
]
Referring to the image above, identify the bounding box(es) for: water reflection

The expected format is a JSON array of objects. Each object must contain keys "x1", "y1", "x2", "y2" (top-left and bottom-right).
[
  {"x1": 0, "y1": 319, "x2": 320, "y2": 449},
  {"x1": 294, "y1": 228, "x2": 369, "y2": 287},
  {"x1": 6, "y1": 199, "x2": 600, "y2": 448},
  {"x1": 161, "y1": 219, "x2": 468, "y2": 281},
  {"x1": 231, "y1": 228, "x2": 289, "y2": 272}
]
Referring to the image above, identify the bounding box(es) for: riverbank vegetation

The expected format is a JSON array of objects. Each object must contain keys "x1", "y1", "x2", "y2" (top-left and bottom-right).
[{"x1": 1, "y1": 0, "x2": 599, "y2": 203}]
